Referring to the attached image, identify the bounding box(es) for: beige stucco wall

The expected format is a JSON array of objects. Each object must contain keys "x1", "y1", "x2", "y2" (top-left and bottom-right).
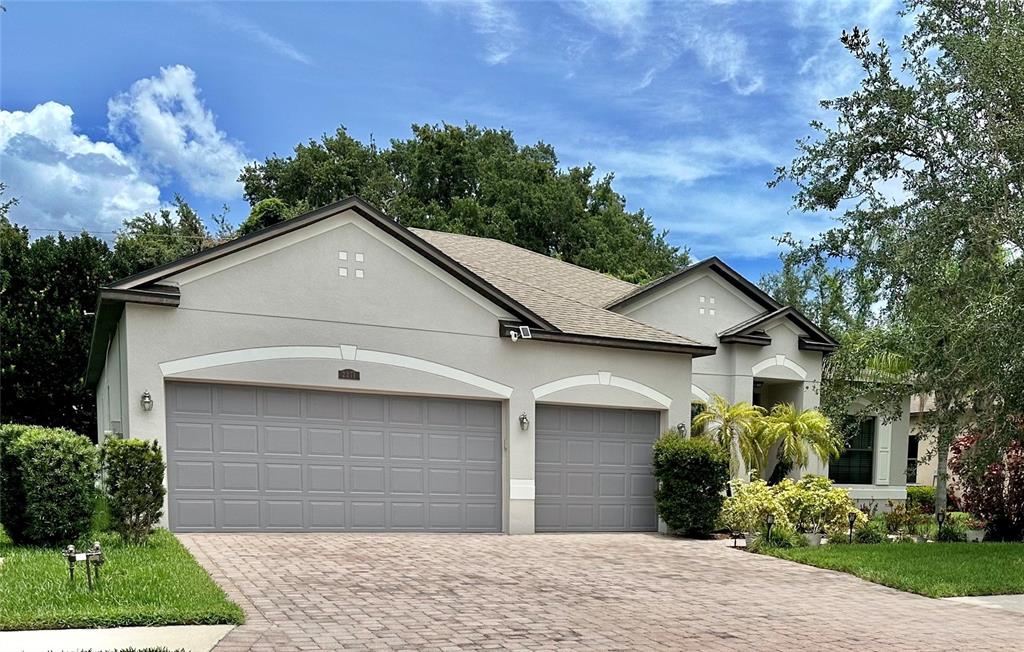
[{"x1": 112, "y1": 210, "x2": 693, "y2": 534}]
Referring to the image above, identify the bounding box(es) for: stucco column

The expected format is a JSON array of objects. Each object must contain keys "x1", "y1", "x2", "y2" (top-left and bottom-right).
[
  {"x1": 799, "y1": 380, "x2": 828, "y2": 476},
  {"x1": 506, "y1": 391, "x2": 535, "y2": 534},
  {"x1": 731, "y1": 374, "x2": 754, "y2": 405}
]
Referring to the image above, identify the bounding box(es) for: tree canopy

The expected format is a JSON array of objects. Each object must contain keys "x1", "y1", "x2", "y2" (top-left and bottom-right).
[
  {"x1": 0, "y1": 193, "x2": 228, "y2": 436},
  {"x1": 771, "y1": 0, "x2": 1024, "y2": 507},
  {"x1": 239, "y1": 123, "x2": 689, "y2": 283}
]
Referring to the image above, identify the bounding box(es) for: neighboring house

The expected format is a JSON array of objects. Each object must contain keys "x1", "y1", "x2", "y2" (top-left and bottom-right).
[
  {"x1": 87, "y1": 197, "x2": 911, "y2": 534},
  {"x1": 909, "y1": 394, "x2": 938, "y2": 486}
]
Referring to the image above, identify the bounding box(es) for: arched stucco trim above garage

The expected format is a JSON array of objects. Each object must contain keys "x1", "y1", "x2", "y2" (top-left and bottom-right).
[
  {"x1": 531, "y1": 372, "x2": 672, "y2": 408},
  {"x1": 691, "y1": 384, "x2": 710, "y2": 402},
  {"x1": 158, "y1": 344, "x2": 514, "y2": 398},
  {"x1": 751, "y1": 354, "x2": 808, "y2": 380}
]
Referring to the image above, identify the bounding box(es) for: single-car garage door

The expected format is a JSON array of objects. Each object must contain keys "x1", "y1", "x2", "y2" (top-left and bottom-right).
[
  {"x1": 166, "y1": 382, "x2": 502, "y2": 532},
  {"x1": 535, "y1": 405, "x2": 659, "y2": 532}
]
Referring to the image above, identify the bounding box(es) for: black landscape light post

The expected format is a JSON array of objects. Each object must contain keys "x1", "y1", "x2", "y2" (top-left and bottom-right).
[
  {"x1": 848, "y1": 511, "x2": 858, "y2": 544},
  {"x1": 766, "y1": 512, "x2": 775, "y2": 543},
  {"x1": 936, "y1": 510, "x2": 946, "y2": 540}
]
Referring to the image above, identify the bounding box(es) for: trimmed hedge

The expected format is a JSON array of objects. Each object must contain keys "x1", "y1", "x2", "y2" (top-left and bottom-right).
[
  {"x1": 652, "y1": 433, "x2": 730, "y2": 536},
  {"x1": 2, "y1": 425, "x2": 98, "y2": 546},
  {"x1": 101, "y1": 438, "x2": 166, "y2": 544}
]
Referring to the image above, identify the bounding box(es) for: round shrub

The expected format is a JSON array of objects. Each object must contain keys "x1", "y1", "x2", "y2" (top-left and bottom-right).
[
  {"x1": 101, "y1": 438, "x2": 167, "y2": 544},
  {"x1": 652, "y1": 433, "x2": 729, "y2": 536},
  {"x1": 7, "y1": 427, "x2": 98, "y2": 546}
]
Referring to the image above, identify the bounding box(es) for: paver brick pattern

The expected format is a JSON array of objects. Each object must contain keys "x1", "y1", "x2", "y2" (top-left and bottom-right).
[{"x1": 179, "y1": 533, "x2": 1024, "y2": 651}]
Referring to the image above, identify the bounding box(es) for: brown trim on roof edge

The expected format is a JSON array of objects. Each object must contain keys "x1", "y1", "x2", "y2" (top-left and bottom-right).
[
  {"x1": 87, "y1": 197, "x2": 560, "y2": 386},
  {"x1": 105, "y1": 196, "x2": 555, "y2": 332},
  {"x1": 718, "y1": 333, "x2": 772, "y2": 346},
  {"x1": 85, "y1": 286, "x2": 182, "y2": 386},
  {"x1": 498, "y1": 320, "x2": 716, "y2": 358},
  {"x1": 799, "y1": 336, "x2": 839, "y2": 353},
  {"x1": 606, "y1": 257, "x2": 782, "y2": 312}
]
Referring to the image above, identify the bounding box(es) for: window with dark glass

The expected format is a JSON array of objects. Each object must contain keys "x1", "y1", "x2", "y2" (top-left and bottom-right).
[
  {"x1": 829, "y1": 416, "x2": 875, "y2": 484},
  {"x1": 906, "y1": 434, "x2": 920, "y2": 484}
]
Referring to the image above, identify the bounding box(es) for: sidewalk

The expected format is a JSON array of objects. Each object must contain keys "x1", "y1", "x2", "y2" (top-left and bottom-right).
[
  {"x1": 0, "y1": 624, "x2": 234, "y2": 652},
  {"x1": 944, "y1": 594, "x2": 1024, "y2": 614}
]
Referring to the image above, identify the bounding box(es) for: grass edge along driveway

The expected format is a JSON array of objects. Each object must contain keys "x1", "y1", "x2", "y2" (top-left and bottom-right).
[
  {"x1": 765, "y1": 542, "x2": 1024, "y2": 598},
  {"x1": 0, "y1": 528, "x2": 244, "y2": 631}
]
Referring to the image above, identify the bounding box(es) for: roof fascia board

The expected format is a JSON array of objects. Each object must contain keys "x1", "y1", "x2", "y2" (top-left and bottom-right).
[
  {"x1": 105, "y1": 196, "x2": 554, "y2": 331},
  {"x1": 497, "y1": 320, "x2": 716, "y2": 358}
]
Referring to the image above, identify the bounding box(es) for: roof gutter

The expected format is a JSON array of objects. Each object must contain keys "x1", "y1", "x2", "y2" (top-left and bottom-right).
[
  {"x1": 498, "y1": 320, "x2": 716, "y2": 358},
  {"x1": 84, "y1": 285, "x2": 181, "y2": 387}
]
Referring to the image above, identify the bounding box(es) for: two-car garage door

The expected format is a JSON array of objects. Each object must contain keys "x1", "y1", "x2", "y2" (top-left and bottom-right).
[{"x1": 166, "y1": 382, "x2": 502, "y2": 532}]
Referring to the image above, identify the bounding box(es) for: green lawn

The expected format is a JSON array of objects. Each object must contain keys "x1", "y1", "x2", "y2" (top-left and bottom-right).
[
  {"x1": 0, "y1": 527, "x2": 244, "y2": 631},
  {"x1": 766, "y1": 542, "x2": 1024, "y2": 598}
]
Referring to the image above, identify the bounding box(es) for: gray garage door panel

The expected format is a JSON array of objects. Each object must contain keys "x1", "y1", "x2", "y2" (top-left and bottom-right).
[
  {"x1": 166, "y1": 383, "x2": 501, "y2": 532},
  {"x1": 535, "y1": 405, "x2": 659, "y2": 532}
]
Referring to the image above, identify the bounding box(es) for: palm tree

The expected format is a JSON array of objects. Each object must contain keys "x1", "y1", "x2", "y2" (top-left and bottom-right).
[
  {"x1": 759, "y1": 403, "x2": 841, "y2": 474},
  {"x1": 692, "y1": 395, "x2": 765, "y2": 480}
]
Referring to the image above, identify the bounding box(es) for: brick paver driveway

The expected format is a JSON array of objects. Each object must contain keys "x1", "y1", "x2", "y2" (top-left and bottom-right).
[{"x1": 180, "y1": 533, "x2": 1024, "y2": 651}]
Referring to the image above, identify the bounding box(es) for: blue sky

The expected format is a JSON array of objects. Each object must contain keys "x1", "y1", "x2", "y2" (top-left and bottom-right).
[{"x1": 0, "y1": 0, "x2": 909, "y2": 280}]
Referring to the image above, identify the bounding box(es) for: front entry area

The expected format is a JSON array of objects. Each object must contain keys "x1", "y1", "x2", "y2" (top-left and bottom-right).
[
  {"x1": 534, "y1": 405, "x2": 660, "y2": 531},
  {"x1": 165, "y1": 382, "x2": 502, "y2": 532}
]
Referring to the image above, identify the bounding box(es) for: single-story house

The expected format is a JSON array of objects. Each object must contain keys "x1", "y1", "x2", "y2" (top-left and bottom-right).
[{"x1": 87, "y1": 196, "x2": 910, "y2": 534}]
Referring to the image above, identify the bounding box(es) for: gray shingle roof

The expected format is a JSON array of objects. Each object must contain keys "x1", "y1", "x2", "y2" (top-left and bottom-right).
[{"x1": 411, "y1": 229, "x2": 707, "y2": 348}]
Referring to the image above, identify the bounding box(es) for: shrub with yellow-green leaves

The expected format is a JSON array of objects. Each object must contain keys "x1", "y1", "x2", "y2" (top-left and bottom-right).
[
  {"x1": 720, "y1": 479, "x2": 792, "y2": 534},
  {"x1": 775, "y1": 475, "x2": 859, "y2": 534},
  {"x1": 722, "y1": 475, "x2": 861, "y2": 540}
]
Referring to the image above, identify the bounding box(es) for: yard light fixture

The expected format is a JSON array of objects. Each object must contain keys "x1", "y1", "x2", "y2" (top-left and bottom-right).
[
  {"x1": 766, "y1": 512, "x2": 775, "y2": 543},
  {"x1": 518, "y1": 412, "x2": 530, "y2": 431},
  {"x1": 140, "y1": 390, "x2": 154, "y2": 411},
  {"x1": 936, "y1": 510, "x2": 946, "y2": 536},
  {"x1": 848, "y1": 511, "x2": 858, "y2": 544}
]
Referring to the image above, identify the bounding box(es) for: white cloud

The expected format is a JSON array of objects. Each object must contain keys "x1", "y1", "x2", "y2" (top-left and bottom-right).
[
  {"x1": 655, "y1": 187, "x2": 828, "y2": 259},
  {"x1": 108, "y1": 64, "x2": 248, "y2": 199},
  {"x1": 191, "y1": 4, "x2": 313, "y2": 66},
  {"x1": 432, "y1": 0, "x2": 522, "y2": 65},
  {"x1": 0, "y1": 102, "x2": 162, "y2": 232},
  {"x1": 564, "y1": 0, "x2": 651, "y2": 43},
  {"x1": 681, "y1": 27, "x2": 764, "y2": 95},
  {"x1": 580, "y1": 134, "x2": 780, "y2": 185}
]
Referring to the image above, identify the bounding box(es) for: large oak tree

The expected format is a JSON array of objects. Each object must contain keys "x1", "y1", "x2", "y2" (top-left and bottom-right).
[{"x1": 772, "y1": 0, "x2": 1024, "y2": 510}]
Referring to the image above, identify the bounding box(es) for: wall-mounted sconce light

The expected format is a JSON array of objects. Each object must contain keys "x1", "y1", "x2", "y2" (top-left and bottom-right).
[
  {"x1": 518, "y1": 412, "x2": 530, "y2": 431},
  {"x1": 676, "y1": 422, "x2": 687, "y2": 436},
  {"x1": 140, "y1": 390, "x2": 154, "y2": 411}
]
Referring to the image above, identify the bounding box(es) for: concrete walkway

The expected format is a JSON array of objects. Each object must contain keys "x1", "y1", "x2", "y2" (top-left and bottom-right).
[
  {"x1": 0, "y1": 624, "x2": 234, "y2": 652},
  {"x1": 180, "y1": 532, "x2": 1024, "y2": 651},
  {"x1": 945, "y1": 594, "x2": 1024, "y2": 614}
]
